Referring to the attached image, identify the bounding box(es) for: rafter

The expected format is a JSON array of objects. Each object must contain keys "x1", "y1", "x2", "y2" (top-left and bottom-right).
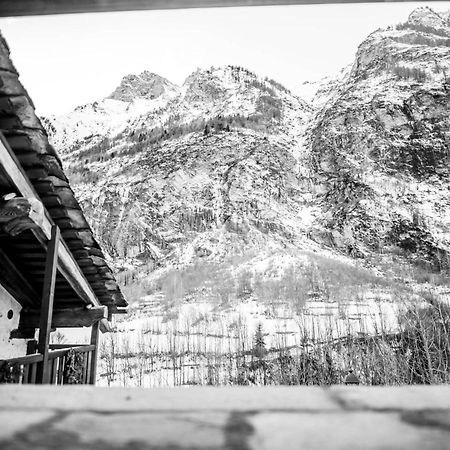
[
  {"x1": 20, "y1": 306, "x2": 107, "y2": 328},
  {"x1": 0, "y1": 248, "x2": 39, "y2": 306}
]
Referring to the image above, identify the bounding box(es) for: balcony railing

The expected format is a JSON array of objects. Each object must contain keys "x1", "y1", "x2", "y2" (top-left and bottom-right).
[{"x1": 0, "y1": 344, "x2": 96, "y2": 385}]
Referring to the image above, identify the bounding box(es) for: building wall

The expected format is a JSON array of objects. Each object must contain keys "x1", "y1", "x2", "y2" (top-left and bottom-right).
[{"x1": 0, "y1": 283, "x2": 28, "y2": 358}]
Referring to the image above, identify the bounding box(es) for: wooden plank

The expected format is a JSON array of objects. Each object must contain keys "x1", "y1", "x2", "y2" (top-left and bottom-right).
[
  {"x1": 0, "y1": 353, "x2": 43, "y2": 365},
  {"x1": 21, "y1": 306, "x2": 107, "y2": 328},
  {"x1": 0, "y1": 133, "x2": 103, "y2": 309},
  {"x1": 86, "y1": 351, "x2": 92, "y2": 385},
  {"x1": 83, "y1": 353, "x2": 88, "y2": 384},
  {"x1": 46, "y1": 345, "x2": 96, "y2": 359},
  {"x1": 0, "y1": 249, "x2": 39, "y2": 306},
  {"x1": 100, "y1": 318, "x2": 112, "y2": 333},
  {"x1": 89, "y1": 321, "x2": 100, "y2": 385},
  {"x1": 25, "y1": 260, "x2": 53, "y2": 267},
  {"x1": 109, "y1": 307, "x2": 128, "y2": 315},
  {"x1": 0, "y1": 0, "x2": 410, "y2": 17},
  {"x1": 22, "y1": 364, "x2": 29, "y2": 384},
  {"x1": 30, "y1": 362, "x2": 37, "y2": 383},
  {"x1": 51, "y1": 357, "x2": 58, "y2": 384},
  {"x1": 50, "y1": 344, "x2": 88, "y2": 349},
  {"x1": 17, "y1": 252, "x2": 45, "y2": 260},
  {"x1": 36, "y1": 225, "x2": 59, "y2": 384},
  {"x1": 57, "y1": 355, "x2": 64, "y2": 384}
]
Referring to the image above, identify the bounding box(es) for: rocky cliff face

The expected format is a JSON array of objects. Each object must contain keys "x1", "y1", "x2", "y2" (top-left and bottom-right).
[
  {"x1": 308, "y1": 6, "x2": 450, "y2": 274},
  {"x1": 44, "y1": 64, "x2": 317, "y2": 313},
  {"x1": 43, "y1": 8, "x2": 450, "y2": 315},
  {"x1": 108, "y1": 71, "x2": 179, "y2": 102}
]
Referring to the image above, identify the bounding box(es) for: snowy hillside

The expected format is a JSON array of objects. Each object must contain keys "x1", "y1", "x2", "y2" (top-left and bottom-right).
[{"x1": 43, "y1": 7, "x2": 450, "y2": 386}]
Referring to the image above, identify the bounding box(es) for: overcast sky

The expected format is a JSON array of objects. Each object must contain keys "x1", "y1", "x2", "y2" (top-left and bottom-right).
[{"x1": 0, "y1": 2, "x2": 449, "y2": 116}]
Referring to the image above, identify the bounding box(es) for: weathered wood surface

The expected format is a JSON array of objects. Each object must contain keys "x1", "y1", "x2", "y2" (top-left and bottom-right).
[
  {"x1": 0, "y1": 134, "x2": 105, "y2": 309},
  {"x1": 36, "y1": 225, "x2": 59, "y2": 384},
  {"x1": 0, "y1": 32, "x2": 127, "y2": 312},
  {"x1": 89, "y1": 322, "x2": 100, "y2": 384},
  {"x1": 20, "y1": 306, "x2": 107, "y2": 328},
  {"x1": 0, "y1": 195, "x2": 44, "y2": 236},
  {"x1": 1, "y1": 386, "x2": 450, "y2": 449},
  {"x1": 0, "y1": 248, "x2": 38, "y2": 306},
  {"x1": 1, "y1": 345, "x2": 98, "y2": 385},
  {"x1": 0, "y1": 0, "x2": 431, "y2": 17}
]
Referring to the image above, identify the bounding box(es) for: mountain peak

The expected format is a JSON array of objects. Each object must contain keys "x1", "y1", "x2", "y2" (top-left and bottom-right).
[
  {"x1": 406, "y1": 6, "x2": 447, "y2": 30},
  {"x1": 108, "y1": 71, "x2": 179, "y2": 102},
  {"x1": 183, "y1": 65, "x2": 263, "y2": 86},
  {"x1": 182, "y1": 65, "x2": 293, "y2": 102}
]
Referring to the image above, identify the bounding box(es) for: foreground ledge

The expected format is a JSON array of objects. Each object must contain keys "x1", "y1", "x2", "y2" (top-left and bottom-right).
[{"x1": 1, "y1": 386, "x2": 450, "y2": 449}]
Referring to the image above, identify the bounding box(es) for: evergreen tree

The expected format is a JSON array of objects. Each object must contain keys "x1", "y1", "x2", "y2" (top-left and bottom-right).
[{"x1": 253, "y1": 323, "x2": 267, "y2": 358}]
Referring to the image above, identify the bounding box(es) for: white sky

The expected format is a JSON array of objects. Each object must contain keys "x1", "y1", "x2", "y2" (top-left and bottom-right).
[{"x1": 0, "y1": 2, "x2": 449, "y2": 115}]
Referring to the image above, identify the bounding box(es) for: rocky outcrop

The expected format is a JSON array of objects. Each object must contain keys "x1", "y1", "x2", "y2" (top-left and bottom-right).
[
  {"x1": 308, "y1": 6, "x2": 450, "y2": 270},
  {"x1": 108, "y1": 71, "x2": 179, "y2": 102}
]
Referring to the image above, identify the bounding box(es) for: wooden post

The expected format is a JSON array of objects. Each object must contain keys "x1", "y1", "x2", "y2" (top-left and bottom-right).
[
  {"x1": 89, "y1": 320, "x2": 100, "y2": 385},
  {"x1": 36, "y1": 225, "x2": 60, "y2": 384}
]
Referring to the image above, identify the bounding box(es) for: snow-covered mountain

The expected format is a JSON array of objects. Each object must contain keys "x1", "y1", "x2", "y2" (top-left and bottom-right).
[
  {"x1": 307, "y1": 6, "x2": 450, "y2": 273},
  {"x1": 295, "y1": 65, "x2": 351, "y2": 109},
  {"x1": 45, "y1": 65, "x2": 312, "y2": 266},
  {"x1": 41, "y1": 73, "x2": 181, "y2": 153},
  {"x1": 108, "y1": 71, "x2": 179, "y2": 102},
  {"x1": 43, "y1": 7, "x2": 450, "y2": 331}
]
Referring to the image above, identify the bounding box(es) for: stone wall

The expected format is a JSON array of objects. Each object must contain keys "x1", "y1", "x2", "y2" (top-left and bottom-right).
[{"x1": 1, "y1": 385, "x2": 450, "y2": 449}]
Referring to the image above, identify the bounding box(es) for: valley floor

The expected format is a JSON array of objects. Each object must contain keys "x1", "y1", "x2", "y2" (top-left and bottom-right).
[{"x1": 97, "y1": 292, "x2": 450, "y2": 387}]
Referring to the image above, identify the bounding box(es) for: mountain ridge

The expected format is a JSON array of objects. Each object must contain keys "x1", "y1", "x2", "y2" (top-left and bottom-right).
[{"x1": 42, "y1": 7, "x2": 450, "y2": 318}]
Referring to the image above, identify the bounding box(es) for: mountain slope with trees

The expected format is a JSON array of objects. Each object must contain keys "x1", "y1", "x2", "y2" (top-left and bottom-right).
[{"x1": 44, "y1": 7, "x2": 450, "y2": 319}]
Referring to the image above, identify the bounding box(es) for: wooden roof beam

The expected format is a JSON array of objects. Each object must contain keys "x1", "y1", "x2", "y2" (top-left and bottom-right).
[
  {"x1": 0, "y1": 133, "x2": 103, "y2": 310},
  {"x1": 20, "y1": 306, "x2": 107, "y2": 328},
  {"x1": 0, "y1": 0, "x2": 419, "y2": 17}
]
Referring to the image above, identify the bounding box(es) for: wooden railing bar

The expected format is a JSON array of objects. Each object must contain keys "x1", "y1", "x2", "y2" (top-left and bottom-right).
[
  {"x1": 86, "y1": 352, "x2": 92, "y2": 384},
  {"x1": 47, "y1": 349, "x2": 70, "y2": 359},
  {"x1": 82, "y1": 354, "x2": 87, "y2": 384},
  {"x1": 47, "y1": 345, "x2": 96, "y2": 360},
  {"x1": 57, "y1": 356, "x2": 64, "y2": 384},
  {"x1": 49, "y1": 343, "x2": 93, "y2": 350},
  {"x1": 0, "y1": 345, "x2": 95, "y2": 366},
  {"x1": 1, "y1": 344, "x2": 97, "y2": 385},
  {"x1": 85, "y1": 354, "x2": 90, "y2": 383},
  {"x1": 0, "y1": 353, "x2": 44, "y2": 365}
]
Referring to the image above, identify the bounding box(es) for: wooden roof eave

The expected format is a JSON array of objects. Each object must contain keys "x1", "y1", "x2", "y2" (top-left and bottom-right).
[
  {"x1": 0, "y1": 132, "x2": 107, "y2": 314},
  {"x1": 0, "y1": 0, "x2": 393, "y2": 17}
]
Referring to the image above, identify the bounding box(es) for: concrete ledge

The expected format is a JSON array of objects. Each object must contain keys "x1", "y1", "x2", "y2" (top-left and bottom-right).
[{"x1": 1, "y1": 386, "x2": 450, "y2": 449}]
